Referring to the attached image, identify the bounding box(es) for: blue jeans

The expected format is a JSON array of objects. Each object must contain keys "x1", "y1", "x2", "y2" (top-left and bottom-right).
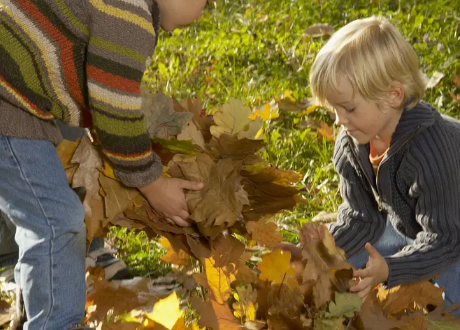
[
  {"x1": 348, "y1": 218, "x2": 460, "y2": 315},
  {"x1": 0, "y1": 136, "x2": 86, "y2": 329}
]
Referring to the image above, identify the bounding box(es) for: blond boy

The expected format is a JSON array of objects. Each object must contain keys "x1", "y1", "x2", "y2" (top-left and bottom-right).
[{"x1": 310, "y1": 16, "x2": 460, "y2": 312}]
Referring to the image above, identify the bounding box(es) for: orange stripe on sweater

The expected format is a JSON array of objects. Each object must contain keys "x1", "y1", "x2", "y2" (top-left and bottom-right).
[
  {"x1": 19, "y1": 1, "x2": 85, "y2": 108},
  {"x1": 87, "y1": 65, "x2": 141, "y2": 94},
  {"x1": 105, "y1": 148, "x2": 152, "y2": 161}
]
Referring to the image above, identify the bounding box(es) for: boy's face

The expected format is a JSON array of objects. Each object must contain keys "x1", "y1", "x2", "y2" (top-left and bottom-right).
[
  {"x1": 326, "y1": 76, "x2": 403, "y2": 145},
  {"x1": 157, "y1": 0, "x2": 207, "y2": 31}
]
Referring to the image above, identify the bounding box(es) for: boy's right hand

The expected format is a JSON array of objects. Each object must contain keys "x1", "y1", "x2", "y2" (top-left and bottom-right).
[{"x1": 138, "y1": 176, "x2": 204, "y2": 227}]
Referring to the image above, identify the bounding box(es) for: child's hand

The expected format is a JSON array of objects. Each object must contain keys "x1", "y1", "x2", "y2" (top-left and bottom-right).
[
  {"x1": 349, "y1": 243, "x2": 389, "y2": 299},
  {"x1": 138, "y1": 176, "x2": 204, "y2": 227}
]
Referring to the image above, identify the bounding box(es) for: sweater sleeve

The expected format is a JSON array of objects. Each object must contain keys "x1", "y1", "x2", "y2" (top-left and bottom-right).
[
  {"x1": 85, "y1": 0, "x2": 162, "y2": 187},
  {"x1": 329, "y1": 132, "x2": 387, "y2": 259},
  {"x1": 384, "y1": 131, "x2": 460, "y2": 288}
]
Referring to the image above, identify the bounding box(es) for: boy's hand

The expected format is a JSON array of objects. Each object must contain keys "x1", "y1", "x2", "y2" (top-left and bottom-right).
[
  {"x1": 138, "y1": 176, "x2": 204, "y2": 227},
  {"x1": 349, "y1": 243, "x2": 389, "y2": 299}
]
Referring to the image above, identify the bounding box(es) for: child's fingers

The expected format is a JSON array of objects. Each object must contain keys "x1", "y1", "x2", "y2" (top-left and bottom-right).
[
  {"x1": 357, "y1": 286, "x2": 371, "y2": 299},
  {"x1": 365, "y1": 242, "x2": 380, "y2": 258},
  {"x1": 349, "y1": 277, "x2": 372, "y2": 293},
  {"x1": 180, "y1": 179, "x2": 204, "y2": 191},
  {"x1": 354, "y1": 268, "x2": 370, "y2": 278}
]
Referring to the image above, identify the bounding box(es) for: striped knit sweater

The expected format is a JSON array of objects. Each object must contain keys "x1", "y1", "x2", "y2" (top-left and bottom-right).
[
  {"x1": 0, "y1": 0, "x2": 162, "y2": 187},
  {"x1": 330, "y1": 101, "x2": 460, "y2": 287}
]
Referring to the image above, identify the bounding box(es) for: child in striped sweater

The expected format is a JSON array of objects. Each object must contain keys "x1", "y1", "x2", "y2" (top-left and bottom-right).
[
  {"x1": 310, "y1": 16, "x2": 460, "y2": 312},
  {"x1": 0, "y1": 0, "x2": 206, "y2": 329}
]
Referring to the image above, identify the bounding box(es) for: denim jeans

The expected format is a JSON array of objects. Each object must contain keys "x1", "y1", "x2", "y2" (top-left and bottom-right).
[
  {"x1": 348, "y1": 218, "x2": 460, "y2": 316},
  {"x1": 0, "y1": 136, "x2": 86, "y2": 329}
]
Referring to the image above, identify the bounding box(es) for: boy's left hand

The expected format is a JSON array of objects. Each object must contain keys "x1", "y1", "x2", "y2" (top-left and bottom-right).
[{"x1": 349, "y1": 243, "x2": 389, "y2": 299}]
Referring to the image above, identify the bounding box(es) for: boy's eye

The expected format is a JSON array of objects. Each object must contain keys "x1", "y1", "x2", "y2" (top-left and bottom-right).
[{"x1": 345, "y1": 108, "x2": 355, "y2": 113}]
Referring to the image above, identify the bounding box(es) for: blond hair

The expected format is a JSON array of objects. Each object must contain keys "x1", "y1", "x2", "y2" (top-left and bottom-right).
[{"x1": 309, "y1": 16, "x2": 426, "y2": 109}]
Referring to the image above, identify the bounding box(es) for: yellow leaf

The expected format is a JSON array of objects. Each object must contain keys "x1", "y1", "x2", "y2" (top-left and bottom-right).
[
  {"x1": 160, "y1": 237, "x2": 190, "y2": 266},
  {"x1": 205, "y1": 258, "x2": 237, "y2": 304},
  {"x1": 101, "y1": 160, "x2": 117, "y2": 180},
  {"x1": 260, "y1": 102, "x2": 279, "y2": 121},
  {"x1": 210, "y1": 98, "x2": 252, "y2": 137},
  {"x1": 146, "y1": 292, "x2": 184, "y2": 330},
  {"x1": 191, "y1": 322, "x2": 205, "y2": 330},
  {"x1": 233, "y1": 301, "x2": 256, "y2": 321},
  {"x1": 283, "y1": 90, "x2": 295, "y2": 102},
  {"x1": 258, "y1": 249, "x2": 295, "y2": 284},
  {"x1": 249, "y1": 109, "x2": 262, "y2": 120},
  {"x1": 306, "y1": 104, "x2": 317, "y2": 114},
  {"x1": 242, "y1": 163, "x2": 265, "y2": 175},
  {"x1": 232, "y1": 286, "x2": 257, "y2": 321}
]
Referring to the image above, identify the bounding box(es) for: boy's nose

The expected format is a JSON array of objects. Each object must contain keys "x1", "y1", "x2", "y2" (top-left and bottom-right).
[{"x1": 335, "y1": 112, "x2": 348, "y2": 126}]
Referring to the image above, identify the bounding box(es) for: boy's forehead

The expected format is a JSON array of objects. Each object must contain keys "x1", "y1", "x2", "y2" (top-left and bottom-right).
[{"x1": 326, "y1": 76, "x2": 355, "y2": 104}]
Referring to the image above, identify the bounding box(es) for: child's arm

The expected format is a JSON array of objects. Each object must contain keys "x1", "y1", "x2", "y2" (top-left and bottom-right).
[
  {"x1": 382, "y1": 137, "x2": 460, "y2": 288},
  {"x1": 84, "y1": 1, "x2": 203, "y2": 225},
  {"x1": 330, "y1": 131, "x2": 387, "y2": 257},
  {"x1": 85, "y1": 0, "x2": 160, "y2": 188}
]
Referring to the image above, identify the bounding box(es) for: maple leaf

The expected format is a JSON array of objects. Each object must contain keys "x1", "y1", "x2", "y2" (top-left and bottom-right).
[
  {"x1": 177, "y1": 121, "x2": 206, "y2": 149},
  {"x1": 146, "y1": 291, "x2": 184, "y2": 330},
  {"x1": 191, "y1": 297, "x2": 241, "y2": 330},
  {"x1": 186, "y1": 159, "x2": 249, "y2": 228},
  {"x1": 300, "y1": 223, "x2": 348, "y2": 272},
  {"x1": 170, "y1": 153, "x2": 214, "y2": 182},
  {"x1": 313, "y1": 276, "x2": 336, "y2": 309},
  {"x1": 178, "y1": 98, "x2": 212, "y2": 142},
  {"x1": 268, "y1": 284, "x2": 305, "y2": 324},
  {"x1": 160, "y1": 236, "x2": 190, "y2": 266},
  {"x1": 258, "y1": 249, "x2": 295, "y2": 284},
  {"x1": 142, "y1": 89, "x2": 194, "y2": 139},
  {"x1": 246, "y1": 218, "x2": 282, "y2": 248},
  {"x1": 233, "y1": 285, "x2": 257, "y2": 322},
  {"x1": 204, "y1": 257, "x2": 237, "y2": 304},
  {"x1": 86, "y1": 274, "x2": 142, "y2": 322},
  {"x1": 208, "y1": 133, "x2": 265, "y2": 161},
  {"x1": 99, "y1": 175, "x2": 140, "y2": 222},
  {"x1": 70, "y1": 136, "x2": 103, "y2": 220},
  {"x1": 325, "y1": 292, "x2": 363, "y2": 318},
  {"x1": 242, "y1": 180, "x2": 298, "y2": 221},
  {"x1": 355, "y1": 290, "x2": 405, "y2": 330},
  {"x1": 376, "y1": 280, "x2": 444, "y2": 315},
  {"x1": 210, "y1": 98, "x2": 252, "y2": 138},
  {"x1": 237, "y1": 117, "x2": 264, "y2": 140},
  {"x1": 241, "y1": 165, "x2": 302, "y2": 186},
  {"x1": 211, "y1": 234, "x2": 245, "y2": 267}
]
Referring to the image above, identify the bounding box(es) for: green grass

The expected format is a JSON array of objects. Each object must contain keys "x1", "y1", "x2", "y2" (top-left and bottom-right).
[{"x1": 111, "y1": 0, "x2": 460, "y2": 268}]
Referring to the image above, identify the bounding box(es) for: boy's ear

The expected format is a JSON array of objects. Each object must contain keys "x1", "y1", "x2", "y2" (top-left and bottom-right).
[{"x1": 386, "y1": 81, "x2": 405, "y2": 109}]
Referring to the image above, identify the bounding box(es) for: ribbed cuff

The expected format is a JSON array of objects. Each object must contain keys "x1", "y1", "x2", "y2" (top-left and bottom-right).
[{"x1": 115, "y1": 153, "x2": 163, "y2": 187}]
